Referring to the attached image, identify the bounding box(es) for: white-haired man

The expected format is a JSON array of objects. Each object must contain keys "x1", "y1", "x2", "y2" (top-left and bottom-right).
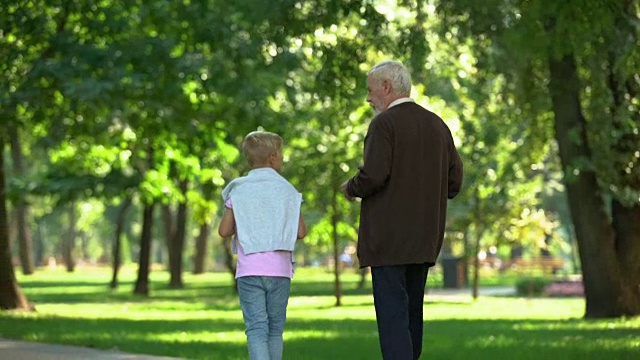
[{"x1": 342, "y1": 60, "x2": 464, "y2": 360}]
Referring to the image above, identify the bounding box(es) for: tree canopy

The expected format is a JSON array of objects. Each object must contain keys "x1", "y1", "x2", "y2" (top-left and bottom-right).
[{"x1": 1, "y1": 0, "x2": 638, "y2": 318}]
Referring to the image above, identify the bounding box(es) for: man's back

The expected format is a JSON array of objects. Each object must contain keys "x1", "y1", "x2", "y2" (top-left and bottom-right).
[{"x1": 356, "y1": 102, "x2": 463, "y2": 267}]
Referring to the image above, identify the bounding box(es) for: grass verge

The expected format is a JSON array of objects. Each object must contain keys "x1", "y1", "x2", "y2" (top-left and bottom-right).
[{"x1": 0, "y1": 266, "x2": 638, "y2": 359}]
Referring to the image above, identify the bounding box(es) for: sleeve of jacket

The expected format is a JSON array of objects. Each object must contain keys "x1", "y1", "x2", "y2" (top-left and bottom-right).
[
  {"x1": 347, "y1": 116, "x2": 393, "y2": 199},
  {"x1": 447, "y1": 144, "x2": 463, "y2": 199}
]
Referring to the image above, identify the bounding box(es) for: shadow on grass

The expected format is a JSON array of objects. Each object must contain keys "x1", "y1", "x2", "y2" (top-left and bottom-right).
[
  {"x1": 8, "y1": 271, "x2": 639, "y2": 360},
  {"x1": 1, "y1": 315, "x2": 637, "y2": 360},
  {"x1": 21, "y1": 280, "x2": 240, "y2": 306},
  {"x1": 18, "y1": 280, "x2": 115, "y2": 289},
  {"x1": 20, "y1": 278, "x2": 504, "y2": 315},
  {"x1": 0, "y1": 315, "x2": 247, "y2": 359},
  {"x1": 285, "y1": 317, "x2": 639, "y2": 360}
]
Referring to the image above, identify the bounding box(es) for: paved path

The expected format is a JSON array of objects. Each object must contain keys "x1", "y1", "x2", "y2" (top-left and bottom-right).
[
  {"x1": 0, "y1": 338, "x2": 188, "y2": 360},
  {"x1": 426, "y1": 285, "x2": 515, "y2": 302}
]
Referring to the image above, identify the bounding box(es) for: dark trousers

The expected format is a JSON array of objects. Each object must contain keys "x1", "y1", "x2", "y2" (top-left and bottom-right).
[{"x1": 371, "y1": 263, "x2": 431, "y2": 360}]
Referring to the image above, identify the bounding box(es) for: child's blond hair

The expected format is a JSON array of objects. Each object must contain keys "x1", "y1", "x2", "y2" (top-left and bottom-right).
[{"x1": 242, "y1": 131, "x2": 283, "y2": 167}]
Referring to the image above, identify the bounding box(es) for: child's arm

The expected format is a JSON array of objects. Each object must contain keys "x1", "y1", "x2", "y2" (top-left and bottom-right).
[
  {"x1": 218, "y1": 208, "x2": 236, "y2": 237},
  {"x1": 297, "y1": 213, "x2": 307, "y2": 240}
]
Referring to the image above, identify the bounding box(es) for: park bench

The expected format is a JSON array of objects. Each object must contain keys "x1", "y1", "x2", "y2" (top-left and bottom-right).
[{"x1": 506, "y1": 257, "x2": 565, "y2": 274}]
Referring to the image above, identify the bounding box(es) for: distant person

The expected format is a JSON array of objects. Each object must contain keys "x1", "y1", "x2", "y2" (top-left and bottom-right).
[
  {"x1": 219, "y1": 131, "x2": 307, "y2": 360},
  {"x1": 341, "y1": 60, "x2": 463, "y2": 360},
  {"x1": 339, "y1": 250, "x2": 354, "y2": 271}
]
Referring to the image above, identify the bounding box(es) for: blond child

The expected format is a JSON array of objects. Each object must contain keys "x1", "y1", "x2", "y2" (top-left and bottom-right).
[{"x1": 218, "y1": 131, "x2": 306, "y2": 360}]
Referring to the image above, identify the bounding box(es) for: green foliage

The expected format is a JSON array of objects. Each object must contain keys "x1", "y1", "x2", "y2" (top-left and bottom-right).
[
  {"x1": 515, "y1": 277, "x2": 553, "y2": 297},
  {"x1": 2, "y1": 0, "x2": 637, "y2": 291},
  {"x1": 434, "y1": 0, "x2": 640, "y2": 208}
]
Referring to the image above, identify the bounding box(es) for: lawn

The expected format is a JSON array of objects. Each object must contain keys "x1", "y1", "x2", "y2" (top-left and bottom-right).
[{"x1": 1, "y1": 266, "x2": 639, "y2": 360}]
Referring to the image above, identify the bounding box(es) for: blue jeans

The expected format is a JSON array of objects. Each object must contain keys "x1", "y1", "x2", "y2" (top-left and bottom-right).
[{"x1": 237, "y1": 276, "x2": 291, "y2": 360}]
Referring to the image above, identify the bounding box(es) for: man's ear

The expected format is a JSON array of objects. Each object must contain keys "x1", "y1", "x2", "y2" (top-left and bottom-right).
[{"x1": 382, "y1": 80, "x2": 392, "y2": 94}]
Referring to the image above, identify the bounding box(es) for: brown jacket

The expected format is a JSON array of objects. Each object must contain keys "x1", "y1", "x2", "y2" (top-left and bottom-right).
[{"x1": 347, "y1": 102, "x2": 463, "y2": 267}]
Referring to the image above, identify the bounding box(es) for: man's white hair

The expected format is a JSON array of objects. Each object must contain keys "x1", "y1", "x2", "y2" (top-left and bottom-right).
[{"x1": 368, "y1": 60, "x2": 412, "y2": 96}]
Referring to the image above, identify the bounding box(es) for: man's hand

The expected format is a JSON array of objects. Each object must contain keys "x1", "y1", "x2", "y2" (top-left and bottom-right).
[{"x1": 341, "y1": 180, "x2": 355, "y2": 201}]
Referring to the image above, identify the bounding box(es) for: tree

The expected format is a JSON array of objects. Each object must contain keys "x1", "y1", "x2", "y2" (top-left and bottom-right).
[
  {"x1": 133, "y1": 202, "x2": 155, "y2": 296},
  {"x1": 282, "y1": 30, "x2": 379, "y2": 306},
  {"x1": 0, "y1": 135, "x2": 32, "y2": 311},
  {"x1": 435, "y1": 0, "x2": 640, "y2": 317},
  {"x1": 352, "y1": 0, "x2": 555, "y2": 299},
  {"x1": 109, "y1": 198, "x2": 132, "y2": 289},
  {"x1": 7, "y1": 124, "x2": 35, "y2": 275}
]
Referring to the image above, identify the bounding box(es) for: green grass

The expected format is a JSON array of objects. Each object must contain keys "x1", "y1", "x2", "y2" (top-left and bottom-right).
[{"x1": 1, "y1": 266, "x2": 639, "y2": 360}]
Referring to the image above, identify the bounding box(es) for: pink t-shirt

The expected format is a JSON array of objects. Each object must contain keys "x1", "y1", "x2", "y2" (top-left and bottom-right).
[{"x1": 226, "y1": 199, "x2": 294, "y2": 279}]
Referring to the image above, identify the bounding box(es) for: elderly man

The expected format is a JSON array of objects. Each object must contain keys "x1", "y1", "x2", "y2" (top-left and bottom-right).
[{"x1": 341, "y1": 60, "x2": 464, "y2": 360}]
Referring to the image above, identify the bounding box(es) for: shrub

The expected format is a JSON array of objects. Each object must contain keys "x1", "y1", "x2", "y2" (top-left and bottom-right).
[{"x1": 515, "y1": 277, "x2": 552, "y2": 296}]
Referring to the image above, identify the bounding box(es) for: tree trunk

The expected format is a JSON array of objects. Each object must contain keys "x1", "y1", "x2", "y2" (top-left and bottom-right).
[
  {"x1": 34, "y1": 223, "x2": 45, "y2": 267},
  {"x1": 194, "y1": 179, "x2": 215, "y2": 275},
  {"x1": 471, "y1": 189, "x2": 482, "y2": 300},
  {"x1": 193, "y1": 222, "x2": 209, "y2": 274},
  {"x1": 357, "y1": 267, "x2": 368, "y2": 289},
  {"x1": 603, "y1": 6, "x2": 640, "y2": 315},
  {"x1": 0, "y1": 136, "x2": 32, "y2": 310},
  {"x1": 63, "y1": 203, "x2": 77, "y2": 272},
  {"x1": 110, "y1": 198, "x2": 132, "y2": 289},
  {"x1": 134, "y1": 203, "x2": 155, "y2": 296},
  {"x1": 548, "y1": 54, "x2": 626, "y2": 318},
  {"x1": 331, "y1": 185, "x2": 342, "y2": 307},
  {"x1": 611, "y1": 201, "x2": 640, "y2": 314},
  {"x1": 162, "y1": 203, "x2": 174, "y2": 262},
  {"x1": 162, "y1": 204, "x2": 175, "y2": 276},
  {"x1": 168, "y1": 179, "x2": 188, "y2": 288},
  {"x1": 8, "y1": 125, "x2": 34, "y2": 275}
]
